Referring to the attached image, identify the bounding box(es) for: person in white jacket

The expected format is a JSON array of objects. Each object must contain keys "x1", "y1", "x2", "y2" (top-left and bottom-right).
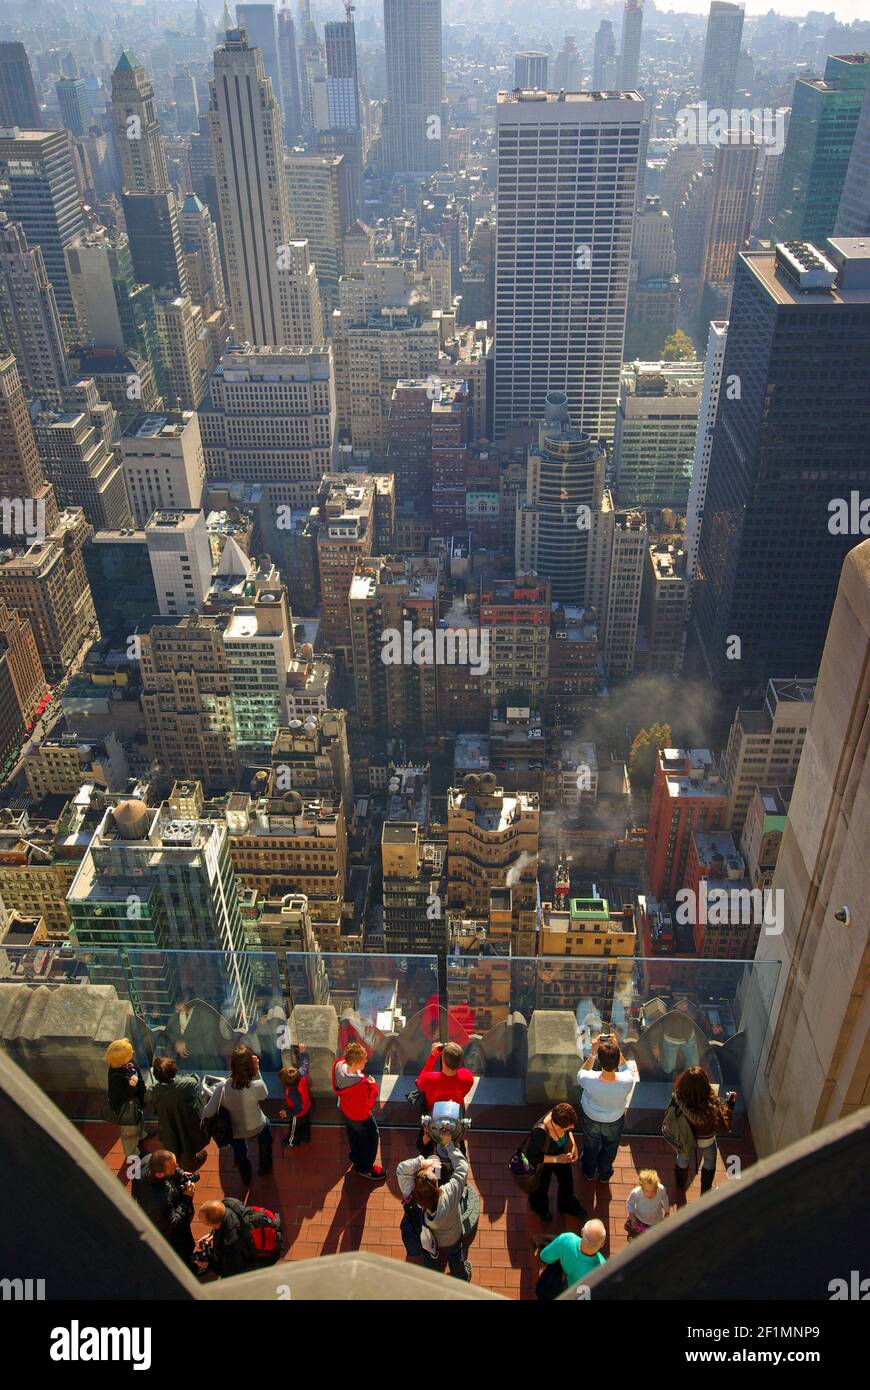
[
  {"x1": 396, "y1": 1141, "x2": 472, "y2": 1281},
  {"x1": 202, "y1": 1044, "x2": 273, "y2": 1183}
]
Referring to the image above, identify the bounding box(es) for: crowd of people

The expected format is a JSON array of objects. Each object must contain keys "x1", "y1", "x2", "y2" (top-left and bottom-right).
[{"x1": 105, "y1": 1027, "x2": 736, "y2": 1295}]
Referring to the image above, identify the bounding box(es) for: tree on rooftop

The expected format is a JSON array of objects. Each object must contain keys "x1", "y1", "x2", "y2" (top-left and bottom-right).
[
  {"x1": 661, "y1": 330, "x2": 696, "y2": 362},
  {"x1": 629, "y1": 722, "x2": 672, "y2": 795}
]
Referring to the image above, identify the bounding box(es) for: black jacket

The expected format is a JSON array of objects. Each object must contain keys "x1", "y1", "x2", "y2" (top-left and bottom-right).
[
  {"x1": 210, "y1": 1198, "x2": 257, "y2": 1278},
  {"x1": 132, "y1": 1155, "x2": 195, "y2": 1259},
  {"x1": 106, "y1": 1063, "x2": 145, "y2": 1118}
]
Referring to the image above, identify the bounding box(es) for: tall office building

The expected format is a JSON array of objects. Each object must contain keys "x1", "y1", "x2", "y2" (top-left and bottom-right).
[
  {"x1": 592, "y1": 22, "x2": 617, "y2": 90},
  {"x1": 619, "y1": 1, "x2": 644, "y2": 91},
  {"x1": 179, "y1": 194, "x2": 227, "y2": 314},
  {"x1": 447, "y1": 782, "x2": 540, "y2": 955},
  {"x1": 153, "y1": 292, "x2": 206, "y2": 409},
  {"x1": 613, "y1": 360, "x2": 704, "y2": 508},
  {"x1": 699, "y1": 135, "x2": 757, "y2": 301},
  {"x1": 493, "y1": 90, "x2": 642, "y2": 444},
  {"x1": 0, "y1": 129, "x2": 85, "y2": 343},
  {"x1": 553, "y1": 36, "x2": 583, "y2": 92},
  {"x1": 684, "y1": 318, "x2": 727, "y2": 580},
  {"x1": 0, "y1": 214, "x2": 70, "y2": 407},
  {"x1": 65, "y1": 226, "x2": 161, "y2": 370},
  {"x1": 693, "y1": 238, "x2": 870, "y2": 711},
  {"x1": 0, "y1": 42, "x2": 42, "y2": 129},
  {"x1": 277, "y1": 4, "x2": 304, "y2": 147},
  {"x1": 145, "y1": 509, "x2": 213, "y2": 617},
  {"x1": 140, "y1": 614, "x2": 239, "y2": 789},
  {"x1": 323, "y1": 15, "x2": 363, "y2": 221},
  {"x1": 0, "y1": 507, "x2": 95, "y2": 682},
  {"x1": 210, "y1": 29, "x2": 322, "y2": 347},
  {"x1": 699, "y1": 2, "x2": 744, "y2": 112},
  {"x1": 382, "y1": 0, "x2": 443, "y2": 175},
  {"x1": 56, "y1": 78, "x2": 91, "y2": 139},
  {"x1": 173, "y1": 70, "x2": 200, "y2": 135},
  {"x1": 199, "y1": 344, "x2": 335, "y2": 514},
  {"x1": 749, "y1": 542, "x2": 870, "y2": 1155},
  {"x1": 33, "y1": 396, "x2": 131, "y2": 532},
  {"x1": 773, "y1": 54, "x2": 870, "y2": 245},
  {"x1": 349, "y1": 555, "x2": 440, "y2": 735},
  {"x1": 0, "y1": 600, "x2": 45, "y2": 765},
  {"x1": 723, "y1": 677, "x2": 814, "y2": 832},
  {"x1": 110, "y1": 51, "x2": 171, "y2": 195},
  {"x1": 286, "y1": 152, "x2": 352, "y2": 311},
  {"x1": 236, "y1": 5, "x2": 284, "y2": 113},
  {"x1": 515, "y1": 391, "x2": 606, "y2": 606},
  {"x1": 514, "y1": 53, "x2": 549, "y2": 91},
  {"x1": 0, "y1": 353, "x2": 58, "y2": 541},
  {"x1": 120, "y1": 410, "x2": 205, "y2": 527},
  {"x1": 836, "y1": 79, "x2": 870, "y2": 236}
]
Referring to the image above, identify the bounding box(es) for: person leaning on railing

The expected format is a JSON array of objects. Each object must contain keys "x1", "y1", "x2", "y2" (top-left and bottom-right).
[{"x1": 577, "y1": 1034, "x2": 639, "y2": 1185}]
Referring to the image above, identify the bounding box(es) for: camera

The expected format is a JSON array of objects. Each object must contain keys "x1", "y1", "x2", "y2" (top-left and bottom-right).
[{"x1": 175, "y1": 1169, "x2": 200, "y2": 1186}]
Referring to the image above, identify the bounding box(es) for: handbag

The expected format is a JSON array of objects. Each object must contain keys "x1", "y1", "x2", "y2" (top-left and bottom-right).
[
  {"x1": 101, "y1": 1096, "x2": 141, "y2": 1126},
  {"x1": 509, "y1": 1126, "x2": 543, "y2": 1194},
  {"x1": 203, "y1": 1082, "x2": 234, "y2": 1148},
  {"x1": 535, "y1": 1259, "x2": 567, "y2": 1301}
]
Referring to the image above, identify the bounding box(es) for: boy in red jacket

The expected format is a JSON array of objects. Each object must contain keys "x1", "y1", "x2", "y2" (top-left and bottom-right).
[
  {"x1": 332, "y1": 1041, "x2": 385, "y2": 1179},
  {"x1": 278, "y1": 1043, "x2": 313, "y2": 1148},
  {"x1": 416, "y1": 1042, "x2": 474, "y2": 1156}
]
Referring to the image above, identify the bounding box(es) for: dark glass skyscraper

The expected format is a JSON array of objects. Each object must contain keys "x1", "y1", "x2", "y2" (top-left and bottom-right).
[
  {"x1": 692, "y1": 238, "x2": 870, "y2": 713},
  {"x1": 0, "y1": 42, "x2": 42, "y2": 128}
]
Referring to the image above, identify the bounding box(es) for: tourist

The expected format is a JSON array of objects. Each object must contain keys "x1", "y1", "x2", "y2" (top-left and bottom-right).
[
  {"x1": 524, "y1": 1103, "x2": 585, "y2": 1220},
  {"x1": 331, "y1": 1041, "x2": 385, "y2": 1179},
  {"x1": 278, "y1": 1044, "x2": 313, "y2": 1148},
  {"x1": 664, "y1": 1066, "x2": 736, "y2": 1192},
  {"x1": 104, "y1": 1038, "x2": 146, "y2": 1159},
  {"x1": 202, "y1": 1044, "x2": 273, "y2": 1184},
  {"x1": 146, "y1": 1055, "x2": 208, "y2": 1171},
  {"x1": 415, "y1": 1041, "x2": 473, "y2": 1155},
  {"x1": 536, "y1": 1218, "x2": 607, "y2": 1298},
  {"x1": 131, "y1": 1149, "x2": 196, "y2": 1262},
  {"x1": 194, "y1": 1199, "x2": 283, "y2": 1277},
  {"x1": 396, "y1": 1141, "x2": 473, "y2": 1280},
  {"x1": 577, "y1": 1033, "x2": 639, "y2": 1184},
  {"x1": 625, "y1": 1167, "x2": 669, "y2": 1237}
]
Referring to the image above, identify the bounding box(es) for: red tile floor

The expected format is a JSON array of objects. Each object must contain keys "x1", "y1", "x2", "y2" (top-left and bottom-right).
[{"x1": 82, "y1": 1122, "x2": 756, "y2": 1299}]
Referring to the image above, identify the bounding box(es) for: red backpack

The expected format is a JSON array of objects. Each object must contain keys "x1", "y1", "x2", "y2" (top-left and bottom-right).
[{"x1": 241, "y1": 1205, "x2": 283, "y2": 1264}]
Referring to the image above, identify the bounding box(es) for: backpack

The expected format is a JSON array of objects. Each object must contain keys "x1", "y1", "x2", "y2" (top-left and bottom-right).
[
  {"x1": 661, "y1": 1094, "x2": 695, "y2": 1156},
  {"x1": 240, "y1": 1205, "x2": 284, "y2": 1265}
]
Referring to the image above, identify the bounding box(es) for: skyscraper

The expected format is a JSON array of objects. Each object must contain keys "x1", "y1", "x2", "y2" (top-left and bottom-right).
[
  {"x1": 774, "y1": 55, "x2": 870, "y2": 246},
  {"x1": 382, "y1": 0, "x2": 443, "y2": 175},
  {"x1": 699, "y1": 135, "x2": 757, "y2": 302},
  {"x1": 692, "y1": 238, "x2": 870, "y2": 711},
  {"x1": 323, "y1": 16, "x2": 364, "y2": 223},
  {"x1": 619, "y1": 0, "x2": 644, "y2": 92},
  {"x1": 592, "y1": 22, "x2": 616, "y2": 91},
  {"x1": 0, "y1": 214, "x2": 70, "y2": 407},
  {"x1": 553, "y1": 36, "x2": 583, "y2": 93},
  {"x1": 493, "y1": 90, "x2": 642, "y2": 444},
  {"x1": 0, "y1": 129, "x2": 85, "y2": 343},
  {"x1": 210, "y1": 28, "x2": 322, "y2": 347},
  {"x1": 56, "y1": 77, "x2": 91, "y2": 139},
  {"x1": 111, "y1": 51, "x2": 170, "y2": 195},
  {"x1": 237, "y1": 4, "x2": 284, "y2": 113},
  {"x1": 836, "y1": 78, "x2": 870, "y2": 236},
  {"x1": 277, "y1": 4, "x2": 304, "y2": 146},
  {"x1": 514, "y1": 54, "x2": 549, "y2": 91},
  {"x1": 699, "y1": 2, "x2": 745, "y2": 112},
  {"x1": 0, "y1": 353, "x2": 58, "y2": 541},
  {"x1": 0, "y1": 42, "x2": 42, "y2": 129},
  {"x1": 515, "y1": 391, "x2": 606, "y2": 605},
  {"x1": 684, "y1": 318, "x2": 727, "y2": 581}
]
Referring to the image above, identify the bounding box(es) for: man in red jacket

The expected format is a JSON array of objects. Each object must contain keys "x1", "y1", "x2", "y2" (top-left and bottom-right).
[
  {"x1": 416, "y1": 1042, "x2": 474, "y2": 1156},
  {"x1": 332, "y1": 1041, "x2": 386, "y2": 1179}
]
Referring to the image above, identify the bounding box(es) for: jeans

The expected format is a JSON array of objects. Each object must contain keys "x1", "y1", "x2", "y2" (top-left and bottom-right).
[
  {"x1": 580, "y1": 1113, "x2": 625, "y2": 1181},
  {"x1": 427, "y1": 1239, "x2": 470, "y2": 1281},
  {"x1": 677, "y1": 1140, "x2": 717, "y2": 1172},
  {"x1": 232, "y1": 1120, "x2": 273, "y2": 1174},
  {"x1": 662, "y1": 1034, "x2": 700, "y2": 1076},
  {"x1": 345, "y1": 1116, "x2": 379, "y2": 1173},
  {"x1": 529, "y1": 1162, "x2": 579, "y2": 1215}
]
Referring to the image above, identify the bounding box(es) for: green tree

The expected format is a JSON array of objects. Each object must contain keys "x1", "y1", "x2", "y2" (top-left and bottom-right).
[{"x1": 661, "y1": 330, "x2": 696, "y2": 362}]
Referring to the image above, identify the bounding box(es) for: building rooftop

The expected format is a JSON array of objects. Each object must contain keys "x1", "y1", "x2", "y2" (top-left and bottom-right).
[{"x1": 123, "y1": 412, "x2": 192, "y2": 439}]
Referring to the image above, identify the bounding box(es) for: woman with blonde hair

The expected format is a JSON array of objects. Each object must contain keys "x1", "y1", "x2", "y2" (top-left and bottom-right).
[{"x1": 104, "y1": 1038, "x2": 147, "y2": 1158}]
